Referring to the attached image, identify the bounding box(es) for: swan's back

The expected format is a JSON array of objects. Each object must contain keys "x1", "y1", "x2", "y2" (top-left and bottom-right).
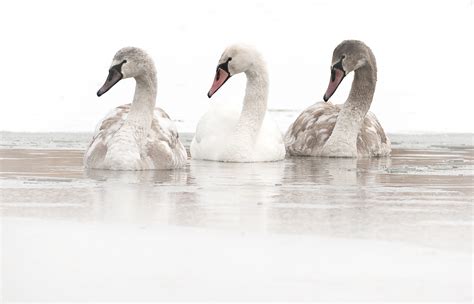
[
  {"x1": 84, "y1": 104, "x2": 187, "y2": 170},
  {"x1": 285, "y1": 102, "x2": 390, "y2": 157}
]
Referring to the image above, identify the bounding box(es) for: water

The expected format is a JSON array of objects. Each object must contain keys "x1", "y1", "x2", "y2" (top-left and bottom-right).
[
  {"x1": 1, "y1": 132, "x2": 473, "y2": 301},
  {"x1": 1, "y1": 130, "x2": 472, "y2": 150}
]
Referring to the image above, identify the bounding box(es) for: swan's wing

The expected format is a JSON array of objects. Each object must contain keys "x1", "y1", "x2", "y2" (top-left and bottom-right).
[
  {"x1": 190, "y1": 102, "x2": 241, "y2": 160},
  {"x1": 142, "y1": 107, "x2": 187, "y2": 169},
  {"x1": 84, "y1": 105, "x2": 187, "y2": 169},
  {"x1": 253, "y1": 112, "x2": 286, "y2": 161},
  {"x1": 84, "y1": 104, "x2": 130, "y2": 168},
  {"x1": 357, "y1": 111, "x2": 391, "y2": 157},
  {"x1": 284, "y1": 102, "x2": 339, "y2": 156},
  {"x1": 285, "y1": 101, "x2": 391, "y2": 157},
  {"x1": 193, "y1": 102, "x2": 240, "y2": 144}
]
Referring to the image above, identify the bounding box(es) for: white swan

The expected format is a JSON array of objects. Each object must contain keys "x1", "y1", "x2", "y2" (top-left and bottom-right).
[
  {"x1": 285, "y1": 40, "x2": 391, "y2": 158},
  {"x1": 191, "y1": 44, "x2": 286, "y2": 162},
  {"x1": 84, "y1": 47, "x2": 187, "y2": 170}
]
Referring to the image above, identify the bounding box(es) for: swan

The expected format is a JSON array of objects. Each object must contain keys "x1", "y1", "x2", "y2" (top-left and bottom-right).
[
  {"x1": 190, "y1": 44, "x2": 286, "y2": 162},
  {"x1": 84, "y1": 47, "x2": 187, "y2": 170},
  {"x1": 285, "y1": 40, "x2": 391, "y2": 158}
]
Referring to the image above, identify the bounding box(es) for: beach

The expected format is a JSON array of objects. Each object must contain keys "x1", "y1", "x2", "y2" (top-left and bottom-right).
[{"x1": 1, "y1": 132, "x2": 473, "y2": 301}]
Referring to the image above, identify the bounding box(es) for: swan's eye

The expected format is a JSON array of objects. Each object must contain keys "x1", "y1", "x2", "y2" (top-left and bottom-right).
[
  {"x1": 227, "y1": 57, "x2": 232, "y2": 62},
  {"x1": 122, "y1": 60, "x2": 127, "y2": 64}
]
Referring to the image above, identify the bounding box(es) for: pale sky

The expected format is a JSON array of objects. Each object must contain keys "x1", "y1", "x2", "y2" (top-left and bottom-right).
[{"x1": 0, "y1": 0, "x2": 473, "y2": 133}]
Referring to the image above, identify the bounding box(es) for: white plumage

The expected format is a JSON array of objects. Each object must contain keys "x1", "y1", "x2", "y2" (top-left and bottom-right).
[{"x1": 191, "y1": 44, "x2": 285, "y2": 162}]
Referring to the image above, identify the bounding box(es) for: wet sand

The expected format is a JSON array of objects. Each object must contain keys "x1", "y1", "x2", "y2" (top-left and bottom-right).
[{"x1": 1, "y1": 142, "x2": 473, "y2": 301}]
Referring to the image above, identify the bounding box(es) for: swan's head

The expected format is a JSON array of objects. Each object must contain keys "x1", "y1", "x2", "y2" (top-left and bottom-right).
[
  {"x1": 208, "y1": 44, "x2": 263, "y2": 98},
  {"x1": 323, "y1": 40, "x2": 376, "y2": 101},
  {"x1": 97, "y1": 47, "x2": 155, "y2": 97}
]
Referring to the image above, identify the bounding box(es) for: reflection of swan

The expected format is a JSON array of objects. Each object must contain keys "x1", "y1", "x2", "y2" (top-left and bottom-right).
[
  {"x1": 85, "y1": 159, "x2": 286, "y2": 231},
  {"x1": 191, "y1": 44, "x2": 285, "y2": 162},
  {"x1": 283, "y1": 157, "x2": 390, "y2": 187},
  {"x1": 285, "y1": 40, "x2": 391, "y2": 158},
  {"x1": 265, "y1": 156, "x2": 392, "y2": 235},
  {"x1": 189, "y1": 160, "x2": 285, "y2": 231},
  {"x1": 85, "y1": 168, "x2": 190, "y2": 224},
  {"x1": 84, "y1": 47, "x2": 187, "y2": 170},
  {"x1": 85, "y1": 168, "x2": 188, "y2": 184}
]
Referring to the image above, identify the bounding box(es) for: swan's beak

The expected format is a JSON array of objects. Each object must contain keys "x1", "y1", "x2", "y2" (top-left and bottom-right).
[
  {"x1": 323, "y1": 67, "x2": 345, "y2": 102},
  {"x1": 208, "y1": 68, "x2": 231, "y2": 98},
  {"x1": 97, "y1": 68, "x2": 123, "y2": 97}
]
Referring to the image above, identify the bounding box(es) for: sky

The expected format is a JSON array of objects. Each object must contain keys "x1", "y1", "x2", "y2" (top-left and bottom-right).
[{"x1": 0, "y1": 0, "x2": 473, "y2": 133}]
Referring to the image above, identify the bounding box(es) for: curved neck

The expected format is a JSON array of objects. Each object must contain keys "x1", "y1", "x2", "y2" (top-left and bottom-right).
[
  {"x1": 236, "y1": 65, "x2": 269, "y2": 141},
  {"x1": 126, "y1": 72, "x2": 157, "y2": 132},
  {"x1": 328, "y1": 63, "x2": 376, "y2": 146}
]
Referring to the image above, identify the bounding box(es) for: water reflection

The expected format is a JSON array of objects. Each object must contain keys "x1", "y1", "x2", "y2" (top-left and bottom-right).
[
  {"x1": 2, "y1": 149, "x2": 471, "y2": 252},
  {"x1": 189, "y1": 160, "x2": 285, "y2": 231},
  {"x1": 81, "y1": 157, "x2": 398, "y2": 235},
  {"x1": 84, "y1": 161, "x2": 286, "y2": 232},
  {"x1": 85, "y1": 168, "x2": 192, "y2": 225},
  {"x1": 266, "y1": 157, "x2": 395, "y2": 236},
  {"x1": 282, "y1": 156, "x2": 392, "y2": 186},
  {"x1": 85, "y1": 168, "x2": 189, "y2": 185}
]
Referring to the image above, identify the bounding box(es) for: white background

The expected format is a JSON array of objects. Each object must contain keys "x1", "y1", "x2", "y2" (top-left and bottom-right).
[{"x1": 0, "y1": 0, "x2": 473, "y2": 133}]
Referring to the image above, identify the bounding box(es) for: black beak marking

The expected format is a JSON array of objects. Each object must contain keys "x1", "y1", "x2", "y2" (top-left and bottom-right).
[
  {"x1": 332, "y1": 57, "x2": 345, "y2": 75},
  {"x1": 97, "y1": 60, "x2": 127, "y2": 97},
  {"x1": 216, "y1": 57, "x2": 232, "y2": 75}
]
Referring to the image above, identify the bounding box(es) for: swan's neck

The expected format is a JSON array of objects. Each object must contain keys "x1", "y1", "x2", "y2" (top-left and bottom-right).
[
  {"x1": 125, "y1": 72, "x2": 157, "y2": 136},
  {"x1": 329, "y1": 63, "x2": 376, "y2": 146},
  {"x1": 235, "y1": 67, "x2": 269, "y2": 141}
]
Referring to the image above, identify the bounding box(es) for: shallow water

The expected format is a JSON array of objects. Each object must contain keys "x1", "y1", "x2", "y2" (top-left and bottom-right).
[{"x1": 1, "y1": 133, "x2": 473, "y2": 301}]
